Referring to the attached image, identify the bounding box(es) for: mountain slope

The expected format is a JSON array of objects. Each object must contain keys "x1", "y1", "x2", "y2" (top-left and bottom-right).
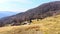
[
  {"x1": 0, "y1": 14, "x2": 60, "y2": 34},
  {"x1": 0, "y1": 1, "x2": 60, "y2": 26}
]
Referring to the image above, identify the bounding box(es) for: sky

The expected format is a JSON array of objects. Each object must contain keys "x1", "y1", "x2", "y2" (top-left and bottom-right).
[{"x1": 0, "y1": 0, "x2": 59, "y2": 13}]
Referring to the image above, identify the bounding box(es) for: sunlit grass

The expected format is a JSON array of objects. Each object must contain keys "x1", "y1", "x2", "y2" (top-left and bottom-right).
[{"x1": 31, "y1": 15, "x2": 60, "y2": 34}]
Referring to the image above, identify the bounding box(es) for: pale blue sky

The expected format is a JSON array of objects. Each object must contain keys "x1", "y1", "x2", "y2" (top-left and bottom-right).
[{"x1": 0, "y1": 0, "x2": 59, "y2": 12}]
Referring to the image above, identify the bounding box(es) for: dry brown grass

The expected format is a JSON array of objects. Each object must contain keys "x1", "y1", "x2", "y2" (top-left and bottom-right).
[{"x1": 0, "y1": 25, "x2": 44, "y2": 34}]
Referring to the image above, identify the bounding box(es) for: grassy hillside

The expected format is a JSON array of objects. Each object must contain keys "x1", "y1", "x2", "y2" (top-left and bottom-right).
[
  {"x1": 31, "y1": 15, "x2": 60, "y2": 34},
  {"x1": 0, "y1": 15, "x2": 60, "y2": 34},
  {"x1": 0, "y1": 25, "x2": 43, "y2": 34}
]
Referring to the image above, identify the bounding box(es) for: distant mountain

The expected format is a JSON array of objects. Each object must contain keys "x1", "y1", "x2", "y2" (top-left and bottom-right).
[
  {"x1": 0, "y1": 11, "x2": 18, "y2": 18},
  {"x1": 0, "y1": 1, "x2": 60, "y2": 26}
]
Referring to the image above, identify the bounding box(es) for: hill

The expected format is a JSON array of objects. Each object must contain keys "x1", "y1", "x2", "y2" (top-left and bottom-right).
[
  {"x1": 0, "y1": 1, "x2": 60, "y2": 26},
  {"x1": 0, "y1": 11, "x2": 17, "y2": 18},
  {"x1": 0, "y1": 14, "x2": 60, "y2": 34}
]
